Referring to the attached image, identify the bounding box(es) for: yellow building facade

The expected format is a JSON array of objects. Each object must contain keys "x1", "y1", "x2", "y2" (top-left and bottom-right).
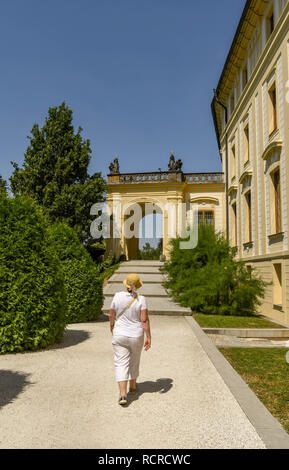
[
  {"x1": 212, "y1": 0, "x2": 289, "y2": 324},
  {"x1": 106, "y1": 168, "x2": 225, "y2": 261}
]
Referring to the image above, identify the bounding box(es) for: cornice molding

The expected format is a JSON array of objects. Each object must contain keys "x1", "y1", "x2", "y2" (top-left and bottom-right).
[
  {"x1": 239, "y1": 169, "x2": 253, "y2": 185},
  {"x1": 190, "y1": 197, "x2": 220, "y2": 205},
  {"x1": 262, "y1": 139, "x2": 282, "y2": 161},
  {"x1": 228, "y1": 185, "x2": 238, "y2": 197}
]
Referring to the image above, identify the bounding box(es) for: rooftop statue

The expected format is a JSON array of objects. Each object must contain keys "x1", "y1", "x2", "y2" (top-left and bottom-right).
[
  {"x1": 175, "y1": 159, "x2": 183, "y2": 171},
  {"x1": 109, "y1": 156, "x2": 120, "y2": 174},
  {"x1": 168, "y1": 153, "x2": 183, "y2": 172}
]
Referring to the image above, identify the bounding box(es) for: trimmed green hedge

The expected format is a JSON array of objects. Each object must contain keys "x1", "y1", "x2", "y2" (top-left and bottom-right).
[
  {"x1": 0, "y1": 196, "x2": 66, "y2": 354},
  {"x1": 48, "y1": 223, "x2": 103, "y2": 323}
]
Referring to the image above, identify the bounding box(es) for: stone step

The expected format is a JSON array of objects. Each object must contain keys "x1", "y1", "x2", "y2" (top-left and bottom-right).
[
  {"x1": 203, "y1": 328, "x2": 289, "y2": 338},
  {"x1": 104, "y1": 283, "x2": 169, "y2": 297},
  {"x1": 102, "y1": 308, "x2": 190, "y2": 316},
  {"x1": 103, "y1": 260, "x2": 190, "y2": 317},
  {"x1": 115, "y1": 266, "x2": 163, "y2": 274},
  {"x1": 109, "y1": 273, "x2": 166, "y2": 283},
  {"x1": 121, "y1": 261, "x2": 164, "y2": 267},
  {"x1": 102, "y1": 296, "x2": 191, "y2": 315}
]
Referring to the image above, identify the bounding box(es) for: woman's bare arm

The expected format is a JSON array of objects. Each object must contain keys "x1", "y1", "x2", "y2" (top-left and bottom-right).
[
  {"x1": 109, "y1": 308, "x2": 116, "y2": 333},
  {"x1": 141, "y1": 309, "x2": 151, "y2": 350}
]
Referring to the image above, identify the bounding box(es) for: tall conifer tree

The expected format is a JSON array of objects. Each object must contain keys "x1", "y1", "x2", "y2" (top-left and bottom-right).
[
  {"x1": 10, "y1": 102, "x2": 106, "y2": 244},
  {"x1": 0, "y1": 176, "x2": 7, "y2": 196}
]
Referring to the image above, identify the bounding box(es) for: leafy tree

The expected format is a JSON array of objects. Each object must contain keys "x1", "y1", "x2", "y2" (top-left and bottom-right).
[
  {"x1": 0, "y1": 175, "x2": 7, "y2": 196},
  {"x1": 0, "y1": 197, "x2": 66, "y2": 354},
  {"x1": 48, "y1": 223, "x2": 103, "y2": 323},
  {"x1": 161, "y1": 225, "x2": 267, "y2": 316},
  {"x1": 10, "y1": 102, "x2": 106, "y2": 244},
  {"x1": 138, "y1": 240, "x2": 162, "y2": 260}
]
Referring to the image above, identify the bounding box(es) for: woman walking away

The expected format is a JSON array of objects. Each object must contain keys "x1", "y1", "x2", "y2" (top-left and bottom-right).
[{"x1": 109, "y1": 273, "x2": 151, "y2": 406}]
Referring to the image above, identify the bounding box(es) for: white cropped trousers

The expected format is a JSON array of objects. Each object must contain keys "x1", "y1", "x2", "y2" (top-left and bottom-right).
[{"x1": 112, "y1": 335, "x2": 144, "y2": 382}]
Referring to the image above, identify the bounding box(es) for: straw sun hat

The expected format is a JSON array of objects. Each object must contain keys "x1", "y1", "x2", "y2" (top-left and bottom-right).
[{"x1": 123, "y1": 273, "x2": 143, "y2": 290}]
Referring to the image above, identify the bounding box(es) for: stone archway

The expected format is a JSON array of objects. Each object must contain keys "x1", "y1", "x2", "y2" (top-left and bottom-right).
[
  {"x1": 106, "y1": 192, "x2": 170, "y2": 261},
  {"x1": 123, "y1": 200, "x2": 163, "y2": 260}
]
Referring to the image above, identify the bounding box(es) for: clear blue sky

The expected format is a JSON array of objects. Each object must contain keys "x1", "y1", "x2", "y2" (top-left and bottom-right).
[{"x1": 0, "y1": 0, "x2": 246, "y2": 184}]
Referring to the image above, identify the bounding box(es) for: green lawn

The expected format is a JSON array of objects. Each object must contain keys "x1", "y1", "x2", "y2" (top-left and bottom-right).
[
  {"x1": 193, "y1": 313, "x2": 285, "y2": 329},
  {"x1": 220, "y1": 348, "x2": 289, "y2": 434}
]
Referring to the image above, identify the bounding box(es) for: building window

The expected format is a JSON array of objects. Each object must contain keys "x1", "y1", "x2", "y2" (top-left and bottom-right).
[
  {"x1": 243, "y1": 123, "x2": 250, "y2": 163},
  {"x1": 273, "y1": 263, "x2": 282, "y2": 307},
  {"x1": 279, "y1": 0, "x2": 287, "y2": 14},
  {"x1": 230, "y1": 93, "x2": 235, "y2": 114},
  {"x1": 198, "y1": 210, "x2": 214, "y2": 227},
  {"x1": 266, "y1": 8, "x2": 275, "y2": 42},
  {"x1": 231, "y1": 144, "x2": 236, "y2": 180},
  {"x1": 242, "y1": 67, "x2": 248, "y2": 89},
  {"x1": 270, "y1": 168, "x2": 282, "y2": 234},
  {"x1": 232, "y1": 203, "x2": 237, "y2": 246},
  {"x1": 245, "y1": 191, "x2": 252, "y2": 243},
  {"x1": 267, "y1": 9, "x2": 275, "y2": 39},
  {"x1": 223, "y1": 107, "x2": 227, "y2": 128},
  {"x1": 268, "y1": 82, "x2": 277, "y2": 135}
]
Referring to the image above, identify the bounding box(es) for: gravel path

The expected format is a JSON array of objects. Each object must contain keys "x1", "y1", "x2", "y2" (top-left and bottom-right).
[{"x1": 0, "y1": 315, "x2": 265, "y2": 449}]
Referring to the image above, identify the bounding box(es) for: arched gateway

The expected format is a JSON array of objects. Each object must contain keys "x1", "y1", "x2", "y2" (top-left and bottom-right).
[{"x1": 106, "y1": 155, "x2": 225, "y2": 261}]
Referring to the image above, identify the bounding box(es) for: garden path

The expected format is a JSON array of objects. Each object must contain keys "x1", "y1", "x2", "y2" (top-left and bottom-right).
[{"x1": 0, "y1": 314, "x2": 265, "y2": 448}]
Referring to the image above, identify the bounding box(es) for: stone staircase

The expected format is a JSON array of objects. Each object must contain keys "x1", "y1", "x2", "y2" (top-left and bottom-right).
[{"x1": 102, "y1": 260, "x2": 192, "y2": 316}]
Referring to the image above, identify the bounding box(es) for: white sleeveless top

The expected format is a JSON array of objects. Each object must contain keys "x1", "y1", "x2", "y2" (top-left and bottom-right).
[{"x1": 110, "y1": 291, "x2": 147, "y2": 338}]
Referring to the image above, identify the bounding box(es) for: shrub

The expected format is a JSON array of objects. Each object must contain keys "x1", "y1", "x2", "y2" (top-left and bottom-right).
[
  {"x1": 98, "y1": 253, "x2": 120, "y2": 286},
  {"x1": 0, "y1": 196, "x2": 66, "y2": 354},
  {"x1": 48, "y1": 223, "x2": 103, "y2": 323},
  {"x1": 162, "y1": 225, "x2": 267, "y2": 316}
]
